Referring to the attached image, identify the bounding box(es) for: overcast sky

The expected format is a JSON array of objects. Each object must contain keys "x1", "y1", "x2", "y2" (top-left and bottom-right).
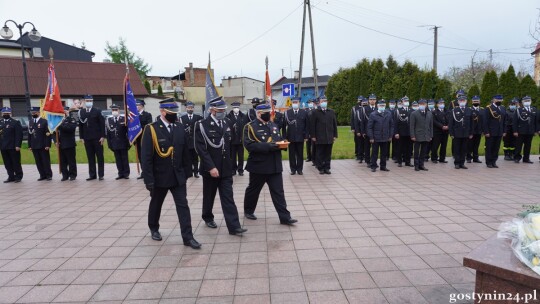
[{"x1": 1, "y1": 0, "x2": 538, "y2": 83}]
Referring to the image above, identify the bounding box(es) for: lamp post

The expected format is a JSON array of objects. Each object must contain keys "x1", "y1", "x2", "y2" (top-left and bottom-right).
[{"x1": 1, "y1": 20, "x2": 41, "y2": 121}]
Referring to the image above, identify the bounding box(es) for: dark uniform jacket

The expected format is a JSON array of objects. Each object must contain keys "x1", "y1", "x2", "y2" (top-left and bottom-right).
[
  {"x1": 512, "y1": 107, "x2": 537, "y2": 135},
  {"x1": 306, "y1": 108, "x2": 316, "y2": 138},
  {"x1": 481, "y1": 104, "x2": 506, "y2": 137},
  {"x1": 367, "y1": 110, "x2": 394, "y2": 142},
  {"x1": 194, "y1": 116, "x2": 233, "y2": 178},
  {"x1": 139, "y1": 110, "x2": 153, "y2": 128},
  {"x1": 247, "y1": 108, "x2": 258, "y2": 122},
  {"x1": 56, "y1": 116, "x2": 78, "y2": 149},
  {"x1": 470, "y1": 106, "x2": 483, "y2": 135},
  {"x1": 352, "y1": 106, "x2": 363, "y2": 134},
  {"x1": 362, "y1": 105, "x2": 377, "y2": 135},
  {"x1": 141, "y1": 118, "x2": 192, "y2": 188},
  {"x1": 179, "y1": 113, "x2": 203, "y2": 149},
  {"x1": 28, "y1": 118, "x2": 51, "y2": 149},
  {"x1": 409, "y1": 110, "x2": 433, "y2": 142},
  {"x1": 432, "y1": 108, "x2": 449, "y2": 135},
  {"x1": 448, "y1": 107, "x2": 473, "y2": 138},
  {"x1": 243, "y1": 119, "x2": 283, "y2": 174},
  {"x1": 273, "y1": 112, "x2": 286, "y2": 135},
  {"x1": 284, "y1": 108, "x2": 308, "y2": 142},
  {"x1": 394, "y1": 107, "x2": 413, "y2": 136},
  {"x1": 106, "y1": 116, "x2": 130, "y2": 150},
  {"x1": 0, "y1": 117, "x2": 23, "y2": 150},
  {"x1": 79, "y1": 108, "x2": 105, "y2": 141},
  {"x1": 227, "y1": 111, "x2": 247, "y2": 145},
  {"x1": 310, "y1": 108, "x2": 338, "y2": 145},
  {"x1": 350, "y1": 105, "x2": 362, "y2": 131},
  {"x1": 505, "y1": 109, "x2": 515, "y2": 133}
]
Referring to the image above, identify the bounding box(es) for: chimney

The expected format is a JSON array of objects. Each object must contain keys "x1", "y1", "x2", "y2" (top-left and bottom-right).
[
  {"x1": 189, "y1": 62, "x2": 194, "y2": 86},
  {"x1": 294, "y1": 70, "x2": 300, "y2": 79}
]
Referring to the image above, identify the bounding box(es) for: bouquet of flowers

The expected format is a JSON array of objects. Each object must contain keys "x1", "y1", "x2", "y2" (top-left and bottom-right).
[{"x1": 498, "y1": 205, "x2": 540, "y2": 275}]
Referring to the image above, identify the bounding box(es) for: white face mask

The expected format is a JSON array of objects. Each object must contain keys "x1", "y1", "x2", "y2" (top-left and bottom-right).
[
  {"x1": 524, "y1": 101, "x2": 531, "y2": 107},
  {"x1": 377, "y1": 106, "x2": 385, "y2": 113},
  {"x1": 85, "y1": 102, "x2": 93, "y2": 108},
  {"x1": 389, "y1": 104, "x2": 395, "y2": 109},
  {"x1": 233, "y1": 108, "x2": 240, "y2": 114},
  {"x1": 459, "y1": 102, "x2": 466, "y2": 107},
  {"x1": 292, "y1": 104, "x2": 299, "y2": 110},
  {"x1": 403, "y1": 101, "x2": 410, "y2": 107},
  {"x1": 438, "y1": 104, "x2": 445, "y2": 110},
  {"x1": 112, "y1": 111, "x2": 119, "y2": 117},
  {"x1": 412, "y1": 106, "x2": 419, "y2": 111}
]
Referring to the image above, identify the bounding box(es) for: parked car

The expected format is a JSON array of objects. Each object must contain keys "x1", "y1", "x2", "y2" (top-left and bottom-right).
[{"x1": 12, "y1": 116, "x2": 29, "y2": 141}]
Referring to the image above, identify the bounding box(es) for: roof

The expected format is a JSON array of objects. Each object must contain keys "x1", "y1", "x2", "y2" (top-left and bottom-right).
[
  {"x1": 17, "y1": 34, "x2": 95, "y2": 62},
  {"x1": 271, "y1": 75, "x2": 331, "y2": 88},
  {"x1": 532, "y1": 42, "x2": 540, "y2": 56},
  {"x1": 0, "y1": 57, "x2": 148, "y2": 97},
  {"x1": 0, "y1": 39, "x2": 31, "y2": 50}
]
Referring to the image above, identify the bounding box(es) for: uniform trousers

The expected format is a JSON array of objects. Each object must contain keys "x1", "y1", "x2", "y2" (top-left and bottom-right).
[
  {"x1": 288, "y1": 141, "x2": 304, "y2": 173},
  {"x1": 452, "y1": 137, "x2": 468, "y2": 166},
  {"x1": 413, "y1": 141, "x2": 428, "y2": 168},
  {"x1": 1, "y1": 149, "x2": 23, "y2": 180},
  {"x1": 60, "y1": 147, "x2": 77, "y2": 179},
  {"x1": 148, "y1": 184, "x2": 193, "y2": 242},
  {"x1": 189, "y1": 148, "x2": 199, "y2": 174},
  {"x1": 32, "y1": 148, "x2": 52, "y2": 178},
  {"x1": 84, "y1": 139, "x2": 104, "y2": 178},
  {"x1": 113, "y1": 149, "x2": 130, "y2": 177},
  {"x1": 244, "y1": 172, "x2": 291, "y2": 221},
  {"x1": 370, "y1": 141, "x2": 388, "y2": 169},
  {"x1": 231, "y1": 144, "x2": 244, "y2": 173},
  {"x1": 395, "y1": 136, "x2": 412, "y2": 165},
  {"x1": 201, "y1": 175, "x2": 241, "y2": 232},
  {"x1": 431, "y1": 133, "x2": 448, "y2": 161},
  {"x1": 466, "y1": 134, "x2": 482, "y2": 161},
  {"x1": 485, "y1": 136, "x2": 502, "y2": 166},
  {"x1": 316, "y1": 144, "x2": 333, "y2": 171},
  {"x1": 364, "y1": 136, "x2": 373, "y2": 165},
  {"x1": 514, "y1": 134, "x2": 534, "y2": 162},
  {"x1": 306, "y1": 140, "x2": 312, "y2": 161}
]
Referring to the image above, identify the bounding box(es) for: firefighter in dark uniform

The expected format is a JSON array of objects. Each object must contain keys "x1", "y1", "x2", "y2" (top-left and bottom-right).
[
  {"x1": 194, "y1": 97, "x2": 247, "y2": 235},
  {"x1": 305, "y1": 99, "x2": 315, "y2": 162},
  {"x1": 78, "y1": 94, "x2": 106, "y2": 180},
  {"x1": 309, "y1": 98, "x2": 321, "y2": 168},
  {"x1": 28, "y1": 107, "x2": 53, "y2": 181},
  {"x1": 466, "y1": 95, "x2": 483, "y2": 163},
  {"x1": 512, "y1": 96, "x2": 537, "y2": 163},
  {"x1": 424, "y1": 99, "x2": 436, "y2": 161},
  {"x1": 481, "y1": 94, "x2": 506, "y2": 168},
  {"x1": 0, "y1": 107, "x2": 23, "y2": 183},
  {"x1": 285, "y1": 97, "x2": 308, "y2": 175},
  {"x1": 106, "y1": 104, "x2": 130, "y2": 179},
  {"x1": 247, "y1": 97, "x2": 261, "y2": 122},
  {"x1": 136, "y1": 99, "x2": 152, "y2": 179},
  {"x1": 310, "y1": 96, "x2": 338, "y2": 174},
  {"x1": 179, "y1": 101, "x2": 203, "y2": 178},
  {"x1": 141, "y1": 98, "x2": 200, "y2": 249},
  {"x1": 242, "y1": 104, "x2": 297, "y2": 225},
  {"x1": 227, "y1": 101, "x2": 247, "y2": 176},
  {"x1": 448, "y1": 95, "x2": 473, "y2": 169},
  {"x1": 431, "y1": 99, "x2": 449, "y2": 163},
  {"x1": 362, "y1": 94, "x2": 378, "y2": 167},
  {"x1": 394, "y1": 96, "x2": 413, "y2": 167},
  {"x1": 367, "y1": 100, "x2": 394, "y2": 172},
  {"x1": 350, "y1": 96, "x2": 364, "y2": 162},
  {"x1": 503, "y1": 98, "x2": 519, "y2": 160},
  {"x1": 56, "y1": 107, "x2": 78, "y2": 181},
  {"x1": 388, "y1": 99, "x2": 397, "y2": 161}
]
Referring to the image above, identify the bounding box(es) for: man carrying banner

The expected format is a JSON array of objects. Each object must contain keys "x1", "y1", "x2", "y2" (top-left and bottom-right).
[
  {"x1": 106, "y1": 104, "x2": 130, "y2": 179},
  {"x1": 29, "y1": 107, "x2": 53, "y2": 181},
  {"x1": 136, "y1": 100, "x2": 152, "y2": 179},
  {"x1": 55, "y1": 107, "x2": 78, "y2": 181}
]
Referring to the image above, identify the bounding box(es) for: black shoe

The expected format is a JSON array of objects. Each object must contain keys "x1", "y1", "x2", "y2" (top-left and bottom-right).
[
  {"x1": 61, "y1": 177, "x2": 68, "y2": 181},
  {"x1": 397, "y1": 163, "x2": 402, "y2": 167},
  {"x1": 124, "y1": 176, "x2": 129, "y2": 179},
  {"x1": 297, "y1": 171, "x2": 303, "y2": 175},
  {"x1": 524, "y1": 160, "x2": 534, "y2": 164},
  {"x1": 473, "y1": 159, "x2": 482, "y2": 163},
  {"x1": 280, "y1": 218, "x2": 298, "y2": 225},
  {"x1": 455, "y1": 165, "x2": 460, "y2": 169},
  {"x1": 431, "y1": 160, "x2": 438, "y2": 163},
  {"x1": 184, "y1": 239, "x2": 201, "y2": 249},
  {"x1": 99, "y1": 177, "x2": 104, "y2": 181},
  {"x1": 466, "y1": 159, "x2": 472, "y2": 163},
  {"x1": 229, "y1": 227, "x2": 248, "y2": 235},
  {"x1": 514, "y1": 159, "x2": 520, "y2": 163},
  {"x1": 206, "y1": 221, "x2": 217, "y2": 229},
  {"x1": 460, "y1": 165, "x2": 468, "y2": 169},
  {"x1": 306, "y1": 158, "x2": 311, "y2": 162},
  {"x1": 380, "y1": 168, "x2": 389, "y2": 172},
  {"x1": 115, "y1": 176, "x2": 123, "y2": 180},
  {"x1": 358, "y1": 159, "x2": 363, "y2": 164},
  {"x1": 194, "y1": 173, "x2": 200, "y2": 178},
  {"x1": 69, "y1": 177, "x2": 76, "y2": 181},
  {"x1": 371, "y1": 168, "x2": 376, "y2": 172},
  {"x1": 232, "y1": 171, "x2": 236, "y2": 176},
  {"x1": 245, "y1": 213, "x2": 257, "y2": 220},
  {"x1": 46, "y1": 176, "x2": 52, "y2": 181},
  {"x1": 14, "y1": 179, "x2": 21, "y2": 183},
  {"x1": 406, "y1": 163, "x2": 414, "y2": 167},
  {"x1": 319, "y1": 170, "x2": 325, "y2": 175},
  {"x1": 492, "y1": 164, "x2": 499, "y2": 168},
  {"x1": 420, "y1": 167, "x2": 428, "y2": 171},
  {"x1": 238, "y1": 171, "x2": 244, "y2": 176},
  {"x1": 439, "y1": 160, "x2": 448, "y2": 163},
  {"x1": 414, "y1": 167, "x2": 420, "y2": 171},
  {"x1": 3, "y1": 179, "x2": 14, "y2": 183},
  {"x1": 504, "y1": 155, "x2": 513, "y2": 161},
  {"x1": 487, "y1": 164, "x2": 494, "y2": 168},
  {"x1": 151, "y1": 231, "x2": 162, "y2": 241},
  {"x1": 37, "y1": 177, "x2": 46, "y2": 181},
  {"x1": 324, "y1": 169, "x2": 331, "y2": 174},
  {"x1": 137, "y1": 176, "x2": 144, "y2": 180},
  {"x1": 290, "y1": 171, "x2": 296, "y2": 175}
]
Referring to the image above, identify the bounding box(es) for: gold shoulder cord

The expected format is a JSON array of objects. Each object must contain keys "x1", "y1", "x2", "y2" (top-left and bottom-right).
[
  {"x1": 247, "y1": 123, "x2": 271, "y2": 143},
  {"x1": 488, "y1": 106, "x2": 501, "y2": 120},
  {"x1": 147, "y1": 124, "x2": 174, "y2": 158}
]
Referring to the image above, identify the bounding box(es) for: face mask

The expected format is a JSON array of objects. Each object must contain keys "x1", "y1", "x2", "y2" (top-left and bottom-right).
[
  {"x1": 215, "y1": 112, "x2": 226, "y2": 120},
  {"x1": 509, "y1": 105, "x2": 517, "y2": 110},
  {"x1": 112, "y1": 111, "x2": 119, "y2": 117},
  {"x1": 377, "y1": 106, "x2": 385, "y2": 113},
  {"x1": 233, "y1": 108, "x2": 240, "y2": 114},
  {"x1": 459, "y1": 102, "x2": 466, "y2": 107},
  {"x1": 403, "y1": 102, "x2": 410, "y2": 107},
  {"x1": 419, "y1": 105, "x2": 426, "y2": 111},
  {"x1": 187, "y1": 110, "x2": 193, "y2": 115},
  {"x1": 438, "y1": 104, "x2": 445, "y2": 110},
  {"x1": 428, "y1": 104, "x2": 434, "y2": 110},
  {"x1": 260, "y1": 112, "x2": 271, "y2": 122},
  {"x1": 389, "y1": 104, "x2": 395, "y2": 109},
  {"x1": 292, "y1": 104, "x2": 299, "y2": 110},
  {"x1": 2, "y1": 114, "x2": 10, "y2": 119},
  {"x1": 412, "y1": 106, "x2": 419, "y2": 111},
  {"x1": 85, "y1": 102, "x2": 93, "y2": 108},
  {"x1": 164, "y1": 112, "x2": 177, "y2": 123},
  {"x1": 523, "y1": 101, "x2": 531, "y2": 107},
  {"x1": 495, "y1": 101, "x2": 502, "y2": 106},
  {"x1": 397, "y1": 104, "x2": 403, "y2": 109},
  {"x1": 32, "y1": 114, "x2": 39, "y2": 118},
  {"x1": 253, "y1": 104, "x2": 258, "y2": 109},
  {"x1": 308, "y1": 103, "x2": 313, "y2": 109},
  {"x1": 472, "y1": 103, "x2": 480, "y2": 107},
  {"x1": 320, "y1": 102, "x2": 328, "y2": 109}
]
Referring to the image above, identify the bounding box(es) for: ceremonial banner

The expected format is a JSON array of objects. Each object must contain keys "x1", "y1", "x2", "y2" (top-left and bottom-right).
[
  {"x1": 205, "y1": 63, "x2": 219, "y2": 118},
  {"x1": 42, "y1": 63, "x2": 65, "y2": 132},
  {"x1": 124, "y1": 74, "x2": 142, "y2": 145}
]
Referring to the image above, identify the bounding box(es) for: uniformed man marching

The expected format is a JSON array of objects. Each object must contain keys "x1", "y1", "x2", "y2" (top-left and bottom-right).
[
  {"x1": 0, "y1": 107, "x2": 23, "y2": 183},
  {"x1": 78, "y1": 95, "x2": 106, "y2": 180},
  {"x1": 512, "y1": 96, "x2": 537, "y2": 163},
  {"x1": 194, "y1": 97, "x2": 247, "y2": 235},
  {"x1": 136, "y1": 99, "x2": 152, "y2": 179},
  {"x1": 285, "y1": 97, "x2": 308, "y2": 175},
  {"x1": 243, "y1": 104, "x2": 297, "y2": 225},
  {"x1": 141, "y1": 98, "x2": 200, "y2": 249},
  {"x1": 482, "y1": 94, "x2": 506, "y2": 168},
  {"x1": 227, "y1": 101, "x2": 247, "y2": 176},
  {"x1": 28, "y1": 107, "x2": 53, "y2": 181},
  {"x1": 503, "y1": 98, "x2": 519, "y2": 160},
  {"x1": 106, "y1": 104, "x2": 130, "y2": 179},
  {"x1": 448, "y1": 96, "x2": 473, "y2": 169},
  {"x1": 466, "y1": 96, "x2": 483, "y2": 163},
  {"x1": 56, "y1": 107, "x2": 78, "y2": 181},
  {"x1": 180, "y1": 101, "x2": 203, "y2": 178},
  {"x1": 394, "y1": 96, "x2": 413, "y2": 167}
]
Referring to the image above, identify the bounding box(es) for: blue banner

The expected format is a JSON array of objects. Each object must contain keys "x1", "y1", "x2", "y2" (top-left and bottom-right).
[
  {"x1": 124, "y1": 77, "x2": 142, "y2": 144},
  {"x1": 205, "y1": 65, "x2": 219, "y2": 118}
]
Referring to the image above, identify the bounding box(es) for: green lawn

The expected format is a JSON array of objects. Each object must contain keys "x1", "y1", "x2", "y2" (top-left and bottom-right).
[{"x1": 2, "y1": 126, "x2": 539, "y2": 164}]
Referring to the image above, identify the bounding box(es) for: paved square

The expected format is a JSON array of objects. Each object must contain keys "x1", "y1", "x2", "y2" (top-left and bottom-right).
[{"x1": 0, "y1": 159, "x2": 537, "y2": 303}]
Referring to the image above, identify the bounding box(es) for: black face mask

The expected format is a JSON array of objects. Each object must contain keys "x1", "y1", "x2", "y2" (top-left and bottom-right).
[
  {"x1": 260, "y1": 112, "x2": 271, "y2": 122},
  {"x1": 32, "y1": 114, "x2": 39, "y2": 118},
  {"x1": 2, "y1": 114, "x2": 10, "y2": 119},
  {"x1": 164, "y1": 113, "x2": 177, "y2": 123},
  {"x1": 473, "y1": 103, "x2": 480, "y2": 107},
  {"x1": 495, "y1": 101, "x2": 502, "y2": 106},
  {"x1": 187, "y1": 110, "x2": 193, "y2": 115},
  {"x1": 253, "y1": 104, "x2": 258, "y2": 109}
]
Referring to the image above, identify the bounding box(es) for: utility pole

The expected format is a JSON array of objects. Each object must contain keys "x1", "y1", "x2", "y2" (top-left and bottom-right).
[
  {"x1": 489, "y1": 49, "x2": 493, "y2": 65},
  {"x1": 432, "y1": 25, "x2": 440, "y2": 73},
  {"x1": 297, "y1": 0, "x2": 319, "y2": 100}
]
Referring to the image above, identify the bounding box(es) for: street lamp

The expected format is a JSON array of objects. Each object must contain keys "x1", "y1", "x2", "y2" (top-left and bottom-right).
[{"x1": 1, "y1": 20, "x2": 41, "y2": 122}]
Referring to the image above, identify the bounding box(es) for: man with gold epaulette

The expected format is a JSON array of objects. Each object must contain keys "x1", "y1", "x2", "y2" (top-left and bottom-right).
[
  {"x1": 466, "y1": 96, "x2": 483, "y2": 164},
  {"x1": 242, "y1": 104, "x2": 297, "y2": 225},
  {"x1": 141, "y1": 98, "x2": 200, "y2": 249},
  {"x1": 106, "y1": 104, "x2": 130, "y2": 179},
  {"x1": 512, "y1": 96, "x2": 537, "y2": 163},
  {"x1": 481, "y1": 94, "x2": 506, "y2": 168},
  {"x1": 448, "y1": 96, "x2": 473, "y2": 169},
  {"x1": 28, "y1": 107, "x2": 53, "y2": 181}
]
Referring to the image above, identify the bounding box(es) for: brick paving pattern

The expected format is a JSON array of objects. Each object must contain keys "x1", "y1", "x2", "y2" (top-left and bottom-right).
[{"x1": 0, "y1": 159, "x2": 537, "y2": 303}]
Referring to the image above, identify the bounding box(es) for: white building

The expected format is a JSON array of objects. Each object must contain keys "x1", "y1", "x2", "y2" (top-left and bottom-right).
[{"x1": 218, "y1": 76, "x2": 264, "y2": 104}]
